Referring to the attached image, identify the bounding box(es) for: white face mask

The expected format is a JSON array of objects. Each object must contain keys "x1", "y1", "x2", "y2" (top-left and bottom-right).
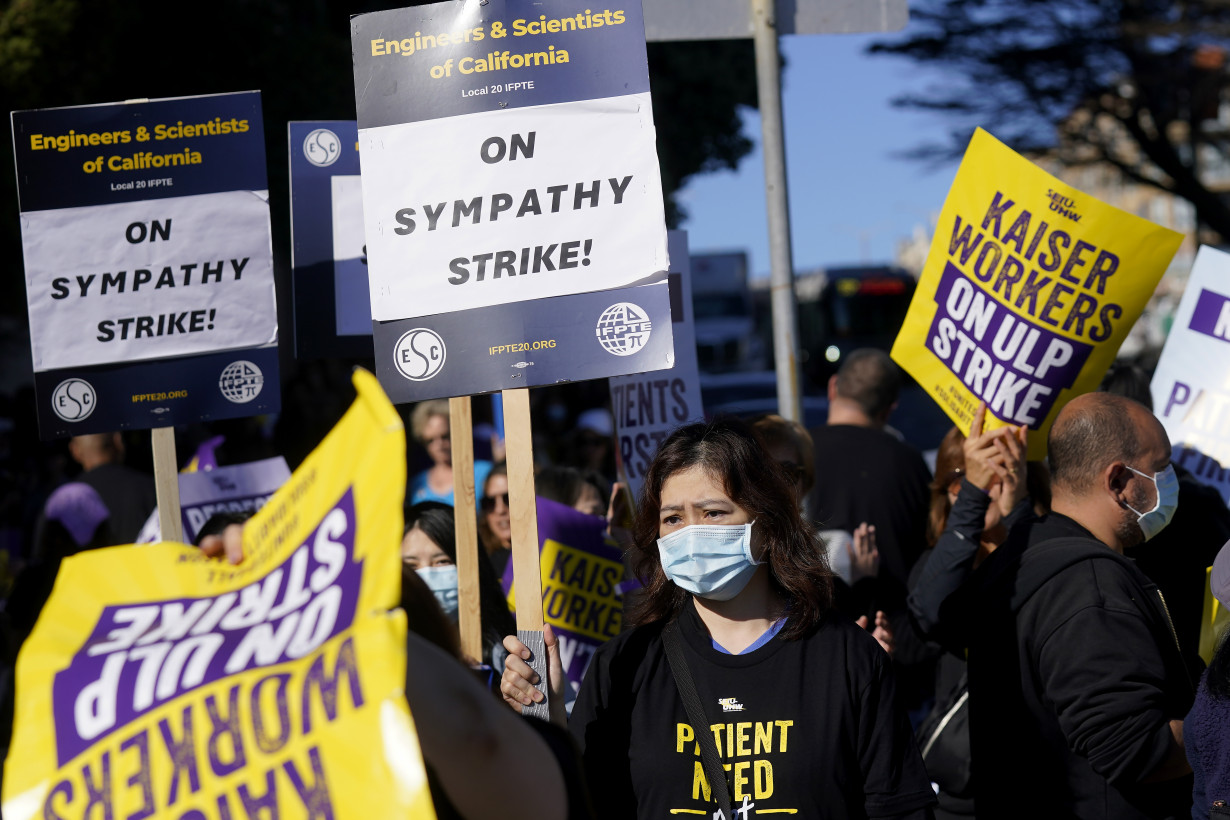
[
  {"x1": 1124, "y1": 464, "x2": 1180, "y2": 541},
  {"x1": 656, "y1": 522, "x2": 760, "y2": 601},
  {"x1": 416, "y1": 565, "x2": 459, "y2": 621}
]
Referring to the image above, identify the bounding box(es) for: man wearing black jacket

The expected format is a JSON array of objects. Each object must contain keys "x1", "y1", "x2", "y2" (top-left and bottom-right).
[{"x1": 944, "y1": 393, "x2": 1194, "y2": 819}]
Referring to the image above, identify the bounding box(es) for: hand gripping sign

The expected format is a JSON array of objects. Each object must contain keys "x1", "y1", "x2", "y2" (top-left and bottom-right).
[
  {"x1": 1151, "y1": 245, "x2": 1230, "y2": 504},
  {"x1": 2, "y1": 370, "x2": 435, "y2": 820},
  {"x1": 891, "y1": 128, "x2": 1183, "y2": 459}
]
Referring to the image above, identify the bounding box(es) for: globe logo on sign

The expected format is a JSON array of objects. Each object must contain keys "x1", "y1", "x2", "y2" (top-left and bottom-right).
[
  {"x1": 51, "y1": 379, "x2": 97, "y2": 423},
  {"x1": 395, "y1": 329, "x2": 447, "y2": 381},
  {"x1": 303, "y1": 128, "x2": 341, "y2": 167},
  {"x1": 596, "y1": 303, "x2": 653, "y2": 357},
  {"x1": 219, "y1": 360, "x2": 264, "y2": 404}
]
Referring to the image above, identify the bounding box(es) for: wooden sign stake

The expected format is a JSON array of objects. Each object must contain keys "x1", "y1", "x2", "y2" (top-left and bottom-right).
[
  {"x1": 151, "y1": 426, "x2": 184, "y2": 544},
  {"x1": 502, "y1": 387, "x2": 550, "y2": 719},
  {"x1": 448, "y1": 396, "x2": 484, "y2": 663}
]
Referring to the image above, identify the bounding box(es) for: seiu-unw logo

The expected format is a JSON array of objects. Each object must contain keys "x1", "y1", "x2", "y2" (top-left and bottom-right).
[
  {"x1": 718, "y1": 697, "x2": 745, "y2": 712},
  {"x1": 1046, "y1": 189, "x2": 1082, "y2": 222}
]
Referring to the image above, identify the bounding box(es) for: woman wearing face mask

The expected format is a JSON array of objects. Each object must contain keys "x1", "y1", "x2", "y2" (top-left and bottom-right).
[
  {"x1": 500, "y1": 418, "x2": 935, "y2": 820},
  {"x1": 403, "y1": 501, "x2": 516, "y2": 670}
]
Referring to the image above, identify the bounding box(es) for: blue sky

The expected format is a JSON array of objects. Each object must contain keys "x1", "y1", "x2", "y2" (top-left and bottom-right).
[{"x1": 674, "y1": 30, "x2": 963, "y2": 278}]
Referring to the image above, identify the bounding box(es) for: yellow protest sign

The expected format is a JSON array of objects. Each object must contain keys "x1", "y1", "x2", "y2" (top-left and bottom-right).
[
  {"x1": 3, "y1": 369, "x2": 435, "y2": 820},
  {"x1": 891, "y1": 128, "x2": 1183, "y2": 458},
  {"x1": 1200, "y1": 566, "x2": 1230, "y2": 665},
  {"x1": 504, "y1": 497, "x2": 624, "y2": 691}
]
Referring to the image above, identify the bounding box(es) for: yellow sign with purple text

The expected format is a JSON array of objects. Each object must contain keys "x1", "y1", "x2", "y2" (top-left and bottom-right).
[
  {"x1": 892, "y1": 128, "x2": 1183, "y2": 458},
  {"x1": 2, "y1": 370, "x2": 435, "y2": 820}
]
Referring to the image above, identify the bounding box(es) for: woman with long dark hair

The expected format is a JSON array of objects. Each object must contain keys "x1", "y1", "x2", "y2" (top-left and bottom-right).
[
  {"x1": 500, "y1": 417, "x2": 935, "y2": 819},
  {"x1": 403, "y1": 501, "x2": 515, "y2": 668}
]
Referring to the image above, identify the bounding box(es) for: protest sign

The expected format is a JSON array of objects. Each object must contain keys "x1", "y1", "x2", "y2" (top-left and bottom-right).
[
  {"x1": 351, "y1": 0, "x2": 674, "y2": 405},
  {"x1": 351, "y1": 0, "x2": 667, "y2": 322},
  {"x1": 503, "y1": 496, "x2": 625, "y2": 691},
  {"x1": 136, "y1": 455, "x2": 293, "y2": 544},
  {"x1": 288, "y1": 121, "x2": 374, "y2": 358},
  {"x1": 2, "y1": 369, "x2": 434, "y2": 820},
  {"x1": 12, "y1": 92, "x2": 280, "y2": 439},
  {"x1": 1151, "y1": 245, "x2": 1230, "y2": 503},
  {"x1": 610, "y1": 231, "x2": 704, "y2": 500},
  {"x1": 374, "y1": 279, "x2": 674, "y2": 403},
  {"x1": 891, "y1": 128, "x2": 1183, "y2": 458}
]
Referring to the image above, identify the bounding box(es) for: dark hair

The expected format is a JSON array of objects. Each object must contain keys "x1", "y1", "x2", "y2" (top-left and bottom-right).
[
  {"x1": 835, "y1": 349, "x2": 901, "y2": 420},
  {"x1": 928, "y1": 427, "x2": 967, "y2": 546},
  {"x1": 1208, "y1": 628, "x2": 1230, "y2": 700},
  {"x1": 1048, "y1": 394, "x2": 1143, "y2": 493},
  {"x1": 405, "y1": 501, "x2": 516, "y2": 662},
  {"x1": 478, "y1": 462, "x2": 509, "y2": 555},
  {"x1": 751, "y1": 414, "x2": 815, "y2": 496},
  {"x1": 628, "y1": 417, "x2": 833, "y2": 639},
  {"x1": 1099, "y1": 362, "x2": 1154, "y2": 412},
  {"x1": 535, "y1": 465, "x2": 609, "y2": 510}
]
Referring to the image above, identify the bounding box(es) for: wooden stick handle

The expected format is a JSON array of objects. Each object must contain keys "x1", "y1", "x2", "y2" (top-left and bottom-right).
[
  {"x1": 151, "y1": 427, "x2": 184, "y2": 544},
  {"x1": 502, "y1": 388, "x2": 543, "y2": 631},
  {"x1": 502, "y1": 388, "x2": 551, "y2": 719},
  {"x1": 449, "y1": 397, "x2": 483, "y2": 663}
]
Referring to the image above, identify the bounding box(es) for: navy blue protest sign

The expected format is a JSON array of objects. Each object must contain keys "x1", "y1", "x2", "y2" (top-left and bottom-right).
[
  {"x1": 288, "y1": 121, "x2": 373, "y2": 359},
  {"x1": 372, "y1": 281, "x2": 673, "y2": 403},
  {"x1": 610, "y1": 231, "x2": 704, "y2": 499},
  {"x1": 350, "y1": 0, "x2": 674, "y2": 402},
  {"x1": 350, "y1": 0, "x2": 668, "y2": 325},
  {"x1": 12, "y1": 92, "x2": 280, "y2": 439}
]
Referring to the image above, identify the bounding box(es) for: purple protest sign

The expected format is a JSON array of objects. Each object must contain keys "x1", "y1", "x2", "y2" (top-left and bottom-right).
[
  {"x1": 51, "y1": 489, "x2": 363, "y2": 765},
  {"x1": 502, "y1": 496, "x2": 626, "y2": 691},
  {"x1": 926, "y1": 261, "x2": 1094, "y2": 427}
]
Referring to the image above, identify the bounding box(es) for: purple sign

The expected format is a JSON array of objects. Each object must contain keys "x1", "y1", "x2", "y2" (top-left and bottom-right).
[
  {"x1": 1189, "y1": 288, "x2": 1230, "y2": 344},
  {"x1": 927, "y1": 261, "x2": 1094, "y2": 427},
  {"x1": 52, "y1": 490, "x2": 363, "y2": 765},
  {"x1": 502, "y1": 497, "x2": 625, "y2": 690}
]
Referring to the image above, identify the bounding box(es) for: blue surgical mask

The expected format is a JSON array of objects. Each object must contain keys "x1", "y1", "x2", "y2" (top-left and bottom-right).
[
  {"x1": 1124, "y1": 464, "x2": 1180, "y2": 541},
  {"x1": 657, "y1": 522, "x2": 760, "y2": 601},
  {"x1": 416, "y1": 565, "x2": 459, "y2": 621}
]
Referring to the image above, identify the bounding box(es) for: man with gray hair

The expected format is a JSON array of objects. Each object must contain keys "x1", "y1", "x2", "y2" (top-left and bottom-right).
[{"x1": 953, "y1": 392, "x2": 1194, "y2": 819}]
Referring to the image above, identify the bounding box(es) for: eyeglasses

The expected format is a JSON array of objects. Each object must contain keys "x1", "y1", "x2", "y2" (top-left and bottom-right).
[{"x1": 481, "y1": 492, "x2": 510, "y2": 513}]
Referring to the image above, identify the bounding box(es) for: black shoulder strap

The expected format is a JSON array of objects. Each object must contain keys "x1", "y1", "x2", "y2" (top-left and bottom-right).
[{"x1": 662, "y1": 620, "x2": 735, "y2": 820}]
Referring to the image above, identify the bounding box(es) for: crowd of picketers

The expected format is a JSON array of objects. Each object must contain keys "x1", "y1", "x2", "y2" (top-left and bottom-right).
[{"x1": 5, "y1": 348, "x2": 1230, "y2": 820}]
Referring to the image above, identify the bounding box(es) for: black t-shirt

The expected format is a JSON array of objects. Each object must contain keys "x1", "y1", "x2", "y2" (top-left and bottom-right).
[
  {"x1": 807, "y1": 425, "x2": 931, "y2": 610},
  {"x1": 569, "y1": 605, "x2": 936, "y2": 820}
]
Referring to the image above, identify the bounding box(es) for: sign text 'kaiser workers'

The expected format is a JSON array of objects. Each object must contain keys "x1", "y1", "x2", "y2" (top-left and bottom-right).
[
  {"x1": 1151, "y1": 245, "x2": 1230, "y2": 504},
  {"x1": 12, "y1": 92, "x2": 280, "y2": 438},
  {"x1": 2, "y1": 370, "x2": 435, "y2": 820},
  {"x1": 891, "y1": 128, "x2": 1183, "y2": 458},
  {"x1": 351, "y1": 0, "x2": 668, "y2": 323}
]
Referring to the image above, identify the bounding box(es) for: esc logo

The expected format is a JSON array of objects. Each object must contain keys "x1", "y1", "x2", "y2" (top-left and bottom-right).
[
  {"x1": 596, "y1": 302, "x2": 653, "y2": 357},
  {"x1": 219, "y1": 360, "x2": 264, "y2": 404},
  {"x1": 51, "y1": 378, "x2": 97, "y2": 423},
  {"x1": 302, "y1": 128, "x2": 341, "y2": 168},
  {"x1": 395, "y1": 328, "x2": 447, "y2": 381}
]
